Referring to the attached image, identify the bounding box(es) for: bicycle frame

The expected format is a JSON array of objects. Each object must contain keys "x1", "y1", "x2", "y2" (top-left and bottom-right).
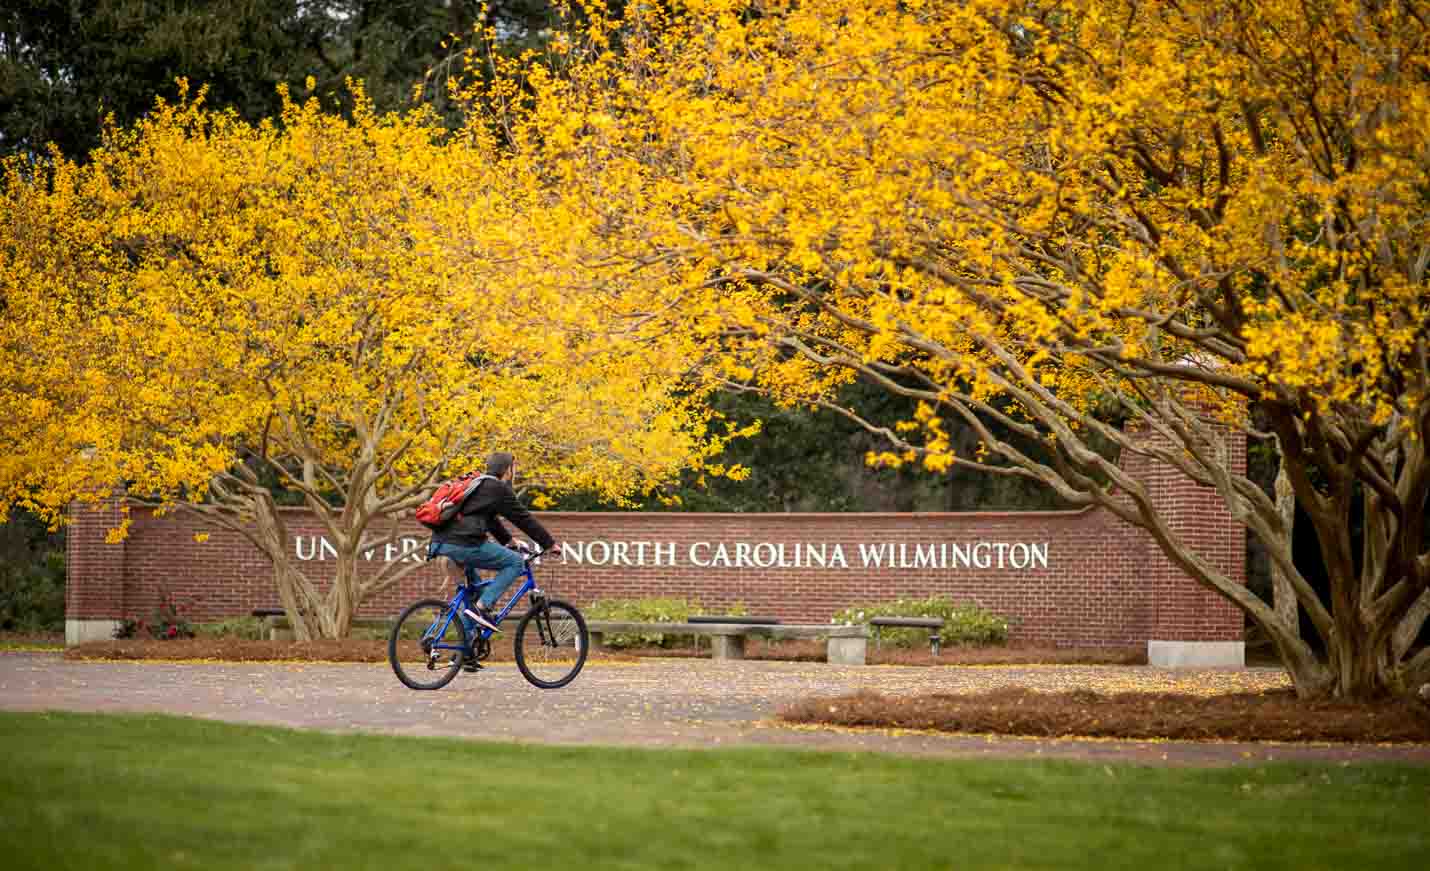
[{"x1": 424, "y1": 558, "x2": 544, "y2": 657}]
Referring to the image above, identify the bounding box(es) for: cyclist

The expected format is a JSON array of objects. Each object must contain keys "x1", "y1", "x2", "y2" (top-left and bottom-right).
[{"x1": 428, "y1": 452, "x2": 556, "y2": 656}]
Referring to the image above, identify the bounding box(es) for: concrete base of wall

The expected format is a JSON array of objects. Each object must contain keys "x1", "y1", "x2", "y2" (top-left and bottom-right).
[
  {"x1": 66, "y1": 619, "x2": 121, "y2": 646},
  {"x1": 1148, "y1": 640, "x2": 1244, "y2": 668}
]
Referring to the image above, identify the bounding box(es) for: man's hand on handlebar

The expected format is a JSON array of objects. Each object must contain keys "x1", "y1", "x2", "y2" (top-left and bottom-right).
[{"x1": 513, "y1": 540, "x2": 551, "y2": 561}]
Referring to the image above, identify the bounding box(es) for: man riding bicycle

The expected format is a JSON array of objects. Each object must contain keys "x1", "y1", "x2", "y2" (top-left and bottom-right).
[{"x1": 428, "y1": 452, "x2": 556, "y2": 659}]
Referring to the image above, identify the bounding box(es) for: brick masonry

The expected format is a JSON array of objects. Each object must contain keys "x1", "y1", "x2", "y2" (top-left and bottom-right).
[
  {"x1": 66, "y1": 428, "x2": 1247, "y2": 648},
  {"x1": 1117, "y1": 423, "x2": 1248, "y2": 644}
]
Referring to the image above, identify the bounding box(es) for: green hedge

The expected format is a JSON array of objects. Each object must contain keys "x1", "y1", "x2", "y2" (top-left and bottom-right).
[
  {"x1": 583, "y1": 597, "x2": 747, "y2": 648},
  {"x1": 0, "y1": 552, "x2": 66, "y2": 633},
  {"x1": 832, "y1": 596, "x2": 1011, "y2": 647}
]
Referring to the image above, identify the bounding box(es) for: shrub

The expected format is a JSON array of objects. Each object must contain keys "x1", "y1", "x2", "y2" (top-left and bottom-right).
[
  {"x1": 193, "y1": 616, "x2": 267, "y2": 640},
  {"x1": 832, "y1": 596, "x2": 1011, "y2": 647},
  {"x1": 347, "y1": 621, "x2": 396, "y2": 641},
  {"x1": 0, "y1": 552, "x2": 66, "y2": 633},
  {"x1": 583, "y1": 597, "x2": 747, "y2": 648},
  {"x1": 115, "y1": 588, "x2": 195, "y2": 640}
]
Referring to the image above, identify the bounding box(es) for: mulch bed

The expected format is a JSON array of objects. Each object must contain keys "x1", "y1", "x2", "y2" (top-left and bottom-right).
[
  {"x1": 61, "y1": 637, "x2": 1144, "y2": 667},
  {"x1": 865, "y1": 644, "x2": 1146, "y2": 667},
  {"x1": 779, "y1": 687, "x2": 1430, "y2": 744}
]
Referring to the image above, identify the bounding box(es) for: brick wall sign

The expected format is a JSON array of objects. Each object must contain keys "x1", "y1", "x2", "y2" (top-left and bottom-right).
[{"x1": 66, "y1": 428, "x2": 1248, "y2": 665}]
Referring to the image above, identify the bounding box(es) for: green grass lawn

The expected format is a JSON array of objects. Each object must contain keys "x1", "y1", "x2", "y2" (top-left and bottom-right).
[{"x1": 1, "y1": 712, "x2": 1426, "y2": 871}]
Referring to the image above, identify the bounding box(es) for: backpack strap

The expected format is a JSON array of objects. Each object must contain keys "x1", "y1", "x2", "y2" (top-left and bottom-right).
[
  {"x1": 452, "y1": 473, "x2": 496, "y2": 517},
  {"x1": 424, "y1": 473, "x2": 499, "y2": 558}
]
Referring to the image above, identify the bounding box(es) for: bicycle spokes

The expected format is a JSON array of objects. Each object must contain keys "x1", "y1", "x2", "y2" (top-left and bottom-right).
[
  {"x1": 513, "y1": 600, "x2": 589, "y2": 689},
  {"x1": 388, "y1": 599, "x2": 468, "y2": 691}
]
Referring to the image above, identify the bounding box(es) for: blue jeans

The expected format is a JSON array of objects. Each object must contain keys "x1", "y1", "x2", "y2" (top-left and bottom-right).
[{"x1": 429, "y1": 540, "x2": 525, "y2": 611}]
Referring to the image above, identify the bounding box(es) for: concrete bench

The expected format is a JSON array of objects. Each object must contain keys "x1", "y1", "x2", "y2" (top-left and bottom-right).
[
  {"x1": 685, "y1": 616, "x2": 779, "y2": 652},
  {"x1": 585, "y1": 621, "x2": 870, "y2": 665},
  {"x1": 252, "y1": 609, "x2": 289, "y2": 641},
  {"x1": 253, "y1": 610, "x2": 392, "y2": 641},
  {"x1": 868, "y1": 617, "x2": 945, "y2": 656}
]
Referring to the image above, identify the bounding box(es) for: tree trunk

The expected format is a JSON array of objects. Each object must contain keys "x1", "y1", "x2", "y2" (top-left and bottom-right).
[
  {"x1": 1236, "y1": 552, "x2": 1403, "y2": 700},
  {"x1": 248, "y1": 495, "x2": 325, "y2": 641},
  {"x1": 243, "y1": 510, "x2": 390, "y2": 640},
  {"x1": 274, "y1": 561, "x2": 321, "y2": 642},
  {"x1": 324, "y1": 545, "x2": 362, "y2": 639},
  {"x1": 1251, "y1": 606, "x2": 1333, "y2": 699},
  {"x1": 1324, "y1": 550, "x2": 1403, "y2": 699},
  {"x1": 211, "y1": 474, "x2": 426, "y2": 640},
  {"x1": 1393, "y1": 590, "x2": 1430, "y2": 663},
  {"x1": 1271, "y1": 455, "x2": 1299, "y2": 631},
  {"x1": 1328, "y1": 627, "x2": 1398, "y2": 699}
]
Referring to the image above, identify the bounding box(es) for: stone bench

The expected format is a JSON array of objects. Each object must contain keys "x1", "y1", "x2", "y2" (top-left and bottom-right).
[
  {"x1": 585, "y1": 621, "x2": 870, "y2": 665},
  {"x1": 252, "y1": 609, "x2": 289, "y2": 641},
  {"x1": 253, "y1": 610, "x2": 392, "y2": 641},
  {"x1": 869, "y1": 616, "x2": 945, "y2": 656},
  {"x1": 685, "y1": 616, "x2": 778, "y2": 653}
]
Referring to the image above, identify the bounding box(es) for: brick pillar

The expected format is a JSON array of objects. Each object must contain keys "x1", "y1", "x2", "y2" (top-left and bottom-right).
[
  {"x1": 1123, "y1": 424, "x2": 1247, "y2": 667},
  {"x1": 65, "y1": 492, "x2": 127, "y2": 645}
]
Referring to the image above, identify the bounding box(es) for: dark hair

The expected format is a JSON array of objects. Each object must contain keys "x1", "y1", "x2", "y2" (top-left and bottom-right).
[{"x1": 485, "y1": 452, "x2": 515, "y2": 479}]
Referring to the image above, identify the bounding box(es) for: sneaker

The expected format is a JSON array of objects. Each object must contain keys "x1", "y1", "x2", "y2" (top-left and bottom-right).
[
  {"x1": 448, "y1": 653, "x2": 482, "y2": 673},
  {"x1": 464, "y1": 604, "x2": 501, "y2": 633}
]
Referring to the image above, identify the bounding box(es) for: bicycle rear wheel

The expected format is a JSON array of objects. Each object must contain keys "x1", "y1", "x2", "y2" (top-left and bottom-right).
[
  {"x1": 514, "y1": 599, "x2": 589, "y2": 689},
  {"x1": 388, "y1": 598, "x2": 467, "y2": 691}
]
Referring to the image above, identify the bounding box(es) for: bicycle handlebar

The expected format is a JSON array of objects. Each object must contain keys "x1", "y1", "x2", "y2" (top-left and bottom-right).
[{"x1": 523, "y1": 544, "x2": 556, "y2": 565}]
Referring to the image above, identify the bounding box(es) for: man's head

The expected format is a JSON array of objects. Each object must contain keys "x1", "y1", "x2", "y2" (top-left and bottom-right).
[{"x1": 486, "y1": 451, "x2": 516, "y2": 482}]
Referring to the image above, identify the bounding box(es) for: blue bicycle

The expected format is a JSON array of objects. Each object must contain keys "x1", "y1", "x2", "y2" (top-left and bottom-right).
[{"x1": 387, "y1": 551, "x2": 589, "y2": 691}]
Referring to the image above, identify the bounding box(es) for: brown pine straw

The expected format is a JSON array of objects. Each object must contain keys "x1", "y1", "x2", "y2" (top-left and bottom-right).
[{"x1": 778, "y1": 687, "x2": 1430, "y2": 744}]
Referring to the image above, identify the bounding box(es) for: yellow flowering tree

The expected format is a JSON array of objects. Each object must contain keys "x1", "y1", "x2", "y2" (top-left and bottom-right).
[
  {"x1": 0, "y1": 81, "x2": 735, "y2": 639},
  {"x1": 482, "y1": 0, "x2": 1429, "y2": 698}
]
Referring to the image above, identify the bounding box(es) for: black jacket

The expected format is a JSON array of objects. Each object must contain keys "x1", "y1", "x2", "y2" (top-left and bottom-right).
[{"x1": 433, "y1": 476, "x2": 555, "y2": 551}]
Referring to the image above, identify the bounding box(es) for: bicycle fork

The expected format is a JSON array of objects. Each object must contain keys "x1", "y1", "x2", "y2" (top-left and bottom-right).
[{"x1": 528, "y1": 589, "x2": 555, "y2": 646}]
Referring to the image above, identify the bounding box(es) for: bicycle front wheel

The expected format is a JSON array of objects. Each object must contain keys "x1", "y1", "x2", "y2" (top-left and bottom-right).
[
  {"x1": 514, "y1": 599, "x2": 589, "y2": 689},
  {"x1": 388, "y1": 598, "x2": 467, "y2": 691}
]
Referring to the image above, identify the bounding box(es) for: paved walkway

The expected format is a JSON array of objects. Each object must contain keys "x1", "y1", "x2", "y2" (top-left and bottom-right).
[{"x1": 3, "y1": 652, "x2": 1427, "y2": 766}]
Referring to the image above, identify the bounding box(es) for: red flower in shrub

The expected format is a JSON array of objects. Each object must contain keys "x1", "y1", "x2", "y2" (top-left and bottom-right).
[{"x1": 167, "y1": 625, "x2": 178, "y2": 638}]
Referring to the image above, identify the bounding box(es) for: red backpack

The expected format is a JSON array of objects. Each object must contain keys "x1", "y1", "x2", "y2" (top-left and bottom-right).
[{"x1": 415, "y1": 473, "x2": 493, "y2": 531}]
